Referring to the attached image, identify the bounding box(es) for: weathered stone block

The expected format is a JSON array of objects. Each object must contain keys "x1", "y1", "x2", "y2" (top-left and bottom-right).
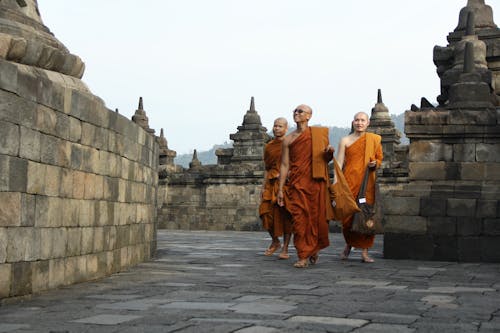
[
  {"x1": 383, "y1": 233, "x2": 434, "y2": 260},
  {"x1": 47, "y1": 197, "x2": 63, "y2": 228},
  {"x1": 457, "y1": 237, "x2": 481, "y2": 262},
  {"x1": 80, "y1": 122, "x2": 96, "y2": 147},
  {"x1": 19, "y1": 126, "x2": 41, "y2": 161},
  {"x1": 11, "y1": 261, "x2": 32, "y2": 296},
  {"x1": 65, "y1": 228, "x2": 81, "y2": 257},
  {"x1": 460, "y1": 163, "x2": 485, "y2": 180},
  {"x1": 70, "y1": 142, "x2": 83, "y2": 170},
  {"x1": 427, "y1": 217, "x2": 457, "y2": 235},
  {"x1": 34, "y1": 195, "x2": 48, "y2": 227},
  {"x1": 60, "y1": 168, "x2": 73, "y2": 198},
  {"x1": 31, "y1": 260, "x2": 50, "y2": 293},
  {"x1": 93, "y1": 227, "x2": 104, "y2": 252},
  {"x1": 81, "y1": 147, "x2": 99, "y2": 174},
  {"x1": 78, "y1": 200, "x2": 93, "y2": 227},
  {"x1": 68, "y1": 116, "x2": 81, "y2": 142},
  {"x1": 0, "y1": 228, "x2": 6, "y2": 263},
  {"x1": 56, "y1": 140, "x2": 71, "y2": 168},
  {"x1": 433, "y1": 235, "x2": 458, "y2": 261},
  {"x1": 0, "y1": 263, "x2": 11, "y2": 298},
  {"x1": 21, "y1": 194, "x2": 35, "y2": 227},
  {"x1": 447, "y1": 198, "x2": 476, "y2": 217},
  {"x1": 40, "y1": 134, "x2": 59, "y2": 165},
  {"x1": 0, "y1": 192, "x2": 21, "y2": 227},
  {"x1": 485, "y1": 163, "x2": 500, "y2": 180},
  {"x1": 44, "y1": 164, "x2": 61, "y2": 196},
  {"x1": 94, "y1": 175, "x2": 104, "y2": 200},
  {"x1": 481, "y1": 237, "x2": 500, "y2": 262},
  {"x1": 0, "y1": 59, "x2": 17, "y2": 93},
  {"x1": 83, "y1": 173, "x2": 96, "y2": 200},
  {"x1": 0, "y1": 155, "x2": 8, "y2": 191},
  {"x1": 81, "y1": 227, "x2": 94, "y2": 254},
  {"x1": 454, "y1": 184, "x2": 481, "y2": 199},
  {"x1": 409, "y1": 162, "x2": 446, "y2": 180},
  {"x1": 7, "y1": 227, "x2": 40, "y2": 261},
  {"x1": 476, "y1": 144, "x2": 500, "y2": 162},
  {"x1": 420, "y1": 197, "x2": 446, "y2": 216},
  {"x1": 453, "y1": 144, "x2": 476, "y2": 162},
  {"x1": 476, "y1": 200, "x2": 497, "y2": 218},
  {"x1": 457, "y1": 217, "x2": 482, "y2": 236},
  {"x1": 483, "y1": 219, "x2": 500, "y2": 236},
  {"x1": 380, "y1": 215, "x2": 427, "y2": 234},
  {"x1": 0, "y1": 121, "x2": 19, "y2": 156},
  {"x1": 48, "y1": 258, "x2": 65, "y2": 289},
  {"x1": 86, "y1": 254, "x2": 98, "y2": 280},
  {"x1": 8, "y1": 156, "x2": 27, "y2": 192},
  {"x1": 62, "y1": 199, "x2": 80, "y2": 227},
  {"x1": 54, "y1": 111, "x2": 70, "y2": 142},
  {"x1": 409, "y1": 141, "x2": 452, "y2": 162},
  {"x1": 72, "y1": 170, "x2": 85, "y2": 199}
]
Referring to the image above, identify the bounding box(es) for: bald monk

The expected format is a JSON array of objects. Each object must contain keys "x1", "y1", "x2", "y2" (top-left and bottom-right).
[
  {"x1": 277, "y1": 104, "x2": 335, "y2": 268},
  {"x1": 336, "y1": 112, "x2": 383, "y2": 263},
  {"x1": 259, "y1": 118, "x2": 293, "y2": 259}
]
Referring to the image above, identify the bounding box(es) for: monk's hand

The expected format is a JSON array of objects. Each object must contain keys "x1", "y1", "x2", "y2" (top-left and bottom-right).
[
  {"x1": 368, "y1": 158, "x2": 377, "y2": 169},
  {"x1": 324, "y1": 145, "x2": 335, "y2": 154},
  {"x1": 277, "y1": 189, "x2": 284, "y2": 207}
]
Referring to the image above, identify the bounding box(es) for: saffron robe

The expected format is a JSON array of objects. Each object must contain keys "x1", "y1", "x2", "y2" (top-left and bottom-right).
[
  {"x1": 259, "y1": 139, "x2": 292, "y2": 236},
  {"x1": 286, "y1": 127, "x2": 332, "y2": 260},
  {"x1": 342, "y1": 132, "x2": 383, "y2": 249}
]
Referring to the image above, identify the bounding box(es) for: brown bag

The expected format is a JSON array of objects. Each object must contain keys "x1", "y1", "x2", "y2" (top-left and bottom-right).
[
  {"x1": 351, "y1": 167, "x2": 384, "y2": 235},
  {"x1": 329, "y1": 158, "x2": 360, "y2": 221}
]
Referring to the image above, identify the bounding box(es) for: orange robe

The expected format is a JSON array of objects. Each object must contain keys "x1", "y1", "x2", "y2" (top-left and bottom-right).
[
  {"x1": 259, "y1": 139, "x2": 292, "y2": 236},
  {"x1": 342, "y1": 133, "x2": 383, "y2": 249},
  {"x1": 286, "y1": 127, "x2": 332, "y2": 260}
]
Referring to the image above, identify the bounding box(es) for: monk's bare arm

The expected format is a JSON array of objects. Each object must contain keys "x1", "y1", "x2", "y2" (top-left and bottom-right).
[
  {"x1": 277, "y1": 137, "x2": 290, "y2": 207},
  {"x1": 336, "y1": 137, "x2": 347, "y2": 168}
]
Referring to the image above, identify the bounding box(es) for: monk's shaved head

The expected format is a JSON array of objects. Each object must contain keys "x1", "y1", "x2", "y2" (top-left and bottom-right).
[
  {"x1": 295, "y1": 104, "x2": 312, "y2": 114},
  {"x1": 274, "y1": 117, "x2": 288, "y2": 127},
  {"x1": 353, "y1": 112, "x2": 369, "y2": 121}
]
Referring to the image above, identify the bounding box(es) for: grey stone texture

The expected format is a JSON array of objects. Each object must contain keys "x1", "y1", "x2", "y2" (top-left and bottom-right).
[
  {"x1": 0, "y1": 2, "x2": 158, "y2": 299},
  {"x1": 383, "y1": 0, "x2": 500, "y2": 262},
  {"x1": 158, "y1": 97, "x2": 269, "y2": 231},
  {"x1": 0, "y1": 231, "x2": 498, "y2": 333}
]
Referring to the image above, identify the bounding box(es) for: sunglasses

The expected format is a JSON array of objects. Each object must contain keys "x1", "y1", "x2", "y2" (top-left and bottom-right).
[{"x1": 293, "y1": 109, "x2": 308, "y2": 114}]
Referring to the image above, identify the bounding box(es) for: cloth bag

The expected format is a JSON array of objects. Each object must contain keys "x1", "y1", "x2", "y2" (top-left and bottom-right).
[
  {"x1": 351, "y1": 166, "x2": 384, "y2": 235},
  {"x1": 329, "y1": 158, "x2": 360, "y2": 221}
]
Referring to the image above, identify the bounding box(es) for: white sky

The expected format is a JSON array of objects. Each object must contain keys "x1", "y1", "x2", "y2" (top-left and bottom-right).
[{"x1": 38, "y1": 1, "x2": 499, "y2": 154}]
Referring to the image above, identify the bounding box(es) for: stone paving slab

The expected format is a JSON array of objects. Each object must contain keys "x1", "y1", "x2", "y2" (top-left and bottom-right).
[{"x1": 0, "y1": 230, "x2": 499, "y2": 332}]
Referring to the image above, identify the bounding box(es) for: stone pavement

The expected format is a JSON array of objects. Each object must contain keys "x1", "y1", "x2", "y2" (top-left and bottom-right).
[{"x1": 0, "y1": 230, "x2": 499, "y2": 333}]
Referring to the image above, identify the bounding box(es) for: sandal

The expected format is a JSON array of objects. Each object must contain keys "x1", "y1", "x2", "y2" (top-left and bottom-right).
[
  {"x1": 309, "y1": 253, "x2": 319, "y2": 265},
  {"x1": 293, "y1": 260, "x2": 309, "y2": 268}
]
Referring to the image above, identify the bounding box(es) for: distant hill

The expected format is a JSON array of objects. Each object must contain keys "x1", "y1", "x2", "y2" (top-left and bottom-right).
[{"x1": 174, "y1": 114, "x2": 407, "y2": 167}]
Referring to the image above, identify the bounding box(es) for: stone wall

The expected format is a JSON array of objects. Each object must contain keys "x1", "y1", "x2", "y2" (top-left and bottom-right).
[
  {"x1": 158, "y1": 98, "x2": 268, "y2": 231},
  {"x1": 159, "y1": 169, "x2": 263, "y2": 231},
  {"x1": 0, "y1": 59, "x2": 159, "y2": 298},
  {"x1": 383, "y1": 1, "x2": 500, "y2": 262}
]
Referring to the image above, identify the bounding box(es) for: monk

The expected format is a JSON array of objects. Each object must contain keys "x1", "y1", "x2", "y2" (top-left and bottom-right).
[
  {"x1": 277, "y1": 104, "x2": 334, "y2": 268},
  {"x1": 336, "y1": 112, "x2": 383, "y2": 263},
  {"x1": 259, "y1": 117, "x2": 293, "y2": 259}
]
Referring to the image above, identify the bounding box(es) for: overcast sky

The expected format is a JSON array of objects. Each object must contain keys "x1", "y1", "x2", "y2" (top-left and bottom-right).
[{"x1": 38, "y1": 1, "x2": 499, "y2": 154}]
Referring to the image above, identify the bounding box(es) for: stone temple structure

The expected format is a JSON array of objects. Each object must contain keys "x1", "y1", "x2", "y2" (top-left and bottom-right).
[
  {"x1": 1, "y1": 0, "x2": 500, "y2": 302},
  {"x1": 383, "y1": 0, "x2": 500, "y2": 262},
  {"x1": 0, "y1": 0, "x2": 159, "y2": 299},
  {"x1": 157, "y1": 97, "x2": 271, "y2": 231}
]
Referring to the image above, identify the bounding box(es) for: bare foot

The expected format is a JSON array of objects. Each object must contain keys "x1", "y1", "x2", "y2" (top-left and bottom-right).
[
  {"x1": 264, "y1": 242, "x2": 281, "y2": 256},
  {"x1": 278, "y1": 252, "x2": 290, "y2": 260},
  {"x1": 293, "y1": 259, "x2": 309, "y2": 268},
  {"x1": 340, "y1": 245, "x2": 351, "y2": 260},
  {"x1": 361, "y1": 249, "x2": 374, "y2": 263}
]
